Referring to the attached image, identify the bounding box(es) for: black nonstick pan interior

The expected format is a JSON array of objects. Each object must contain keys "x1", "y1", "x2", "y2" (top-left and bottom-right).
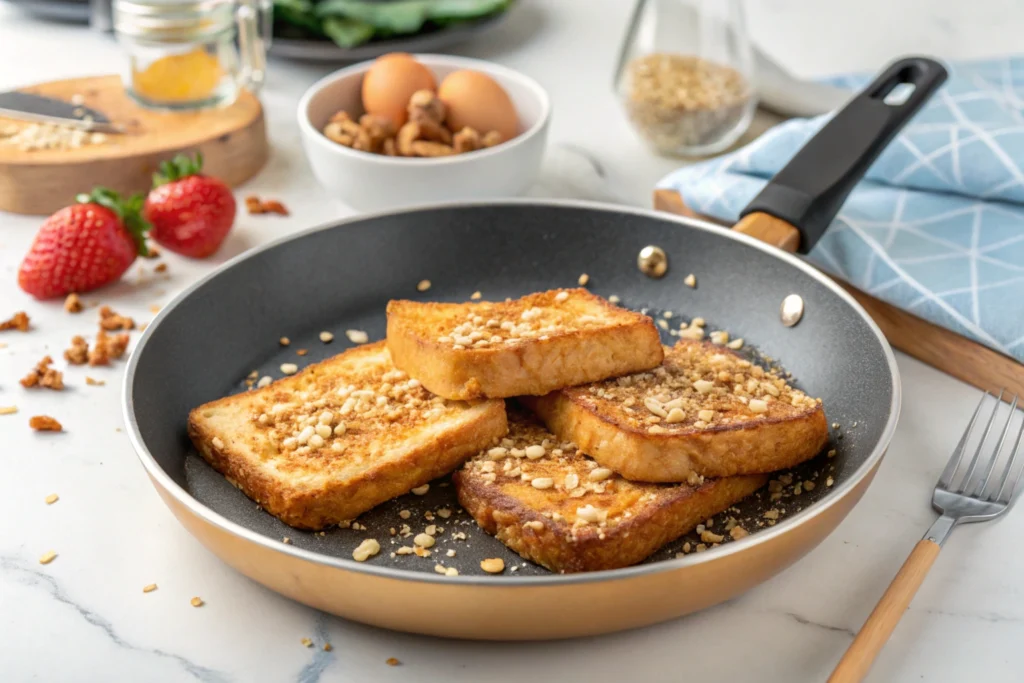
[{"x1": 127, "y1": 201, "x2": 898, "y2": 577}]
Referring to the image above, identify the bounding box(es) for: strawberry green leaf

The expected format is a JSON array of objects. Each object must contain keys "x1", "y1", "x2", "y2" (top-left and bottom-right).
[
  {"x1": 77, "y1": 187, "x2": 152, "y2": 257},
  {"x1": 152, "y1": 152, "x2": 205, "y2": 187}
]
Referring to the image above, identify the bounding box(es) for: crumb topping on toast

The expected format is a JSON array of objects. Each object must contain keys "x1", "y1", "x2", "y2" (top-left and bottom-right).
[
  {"x1": 461, "y1": 412, "x2": 704, "y2": 540},
  {"x1": 238, "y1": 343, "x2": 465, "y2": 469},
  {"x1": 416, "y1": 289, "x2": 639, "y2": 350},
  {"x1": 572, "y1": 340, "x2": 820, "y2": 434}
]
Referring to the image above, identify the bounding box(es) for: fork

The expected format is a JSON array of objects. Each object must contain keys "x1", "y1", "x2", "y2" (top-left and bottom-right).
[{"x1": 828, "y1": 390, "x2": 1024, "y2": 683}]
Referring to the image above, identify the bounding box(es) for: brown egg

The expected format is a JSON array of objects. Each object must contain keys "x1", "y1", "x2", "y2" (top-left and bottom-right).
[
  {"x1": 361, "y1": 54, "x2": 437, "y2": 128},
  {"x1": 438, "y1": 70, "x2": 519, "y2": 142}
]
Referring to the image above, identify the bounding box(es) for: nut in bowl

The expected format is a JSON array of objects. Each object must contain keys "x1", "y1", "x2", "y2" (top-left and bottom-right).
[{"x1": 298, "y1": 54, "x2": 551, "y2": 212}]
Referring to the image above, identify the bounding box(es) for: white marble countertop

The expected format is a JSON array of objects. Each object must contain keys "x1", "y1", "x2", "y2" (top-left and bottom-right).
[{"x1": 2, "y1": 1, "x2": 1023, "y2": 681}]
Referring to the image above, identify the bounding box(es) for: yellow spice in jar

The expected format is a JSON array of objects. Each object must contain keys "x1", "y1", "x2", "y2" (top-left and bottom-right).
[{"x1": 132, "y1": 49, "x2": 223, "y2": 103}]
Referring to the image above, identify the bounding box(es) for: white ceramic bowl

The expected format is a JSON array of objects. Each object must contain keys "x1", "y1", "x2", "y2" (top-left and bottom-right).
[{"x1": 297, "y1": 54, "x2": 551, "y2": 212}]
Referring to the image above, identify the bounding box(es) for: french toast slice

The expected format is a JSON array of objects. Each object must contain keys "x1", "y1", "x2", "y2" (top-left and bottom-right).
[
  {"x1": 523, "y1": 340, "x2": 828, "y2": 482},
  {"x1": 453, "y1": 410, "x2": 767, "y2": 573},
  {"x1": 188, "y1": 341, "x2": 507, "y2": 530},
  {"x1": 386, "y1": 289, "x2": 663, "y2": 400}
]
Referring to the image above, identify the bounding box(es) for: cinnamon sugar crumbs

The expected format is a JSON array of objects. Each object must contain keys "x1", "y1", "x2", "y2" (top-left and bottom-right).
[
  {"x1": 246, "y1": 195, "x2": 289, "y2": 215},
  {"x1": 21, "y1": 356, "x2": 64, "y2": 390},
  {"x1": 64, "y1": 336, "x2": 89, "y2": 365},
  {"x1": 0, "y1": 311, "x2": 29, "y2": 331},
  {"x1": 99, "y1": 305, "x2": 134, "y2": 331},
  {"x1": 64, "y1": 293, "x2": 83, "y2": 313},
  {"x1": 88, "y1": 330, "x2": 129, "y2": 366},
  {"x1": 29, "y1": 415, "x2": 62, "y2": 431}
]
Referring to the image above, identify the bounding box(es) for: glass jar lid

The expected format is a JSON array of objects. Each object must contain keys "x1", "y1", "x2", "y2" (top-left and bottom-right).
[{"x1": 113, "y1": 0, "x2": 235, "y2": 42}]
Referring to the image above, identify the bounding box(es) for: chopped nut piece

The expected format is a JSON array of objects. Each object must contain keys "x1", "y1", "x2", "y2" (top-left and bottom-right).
[
  {"x1": 143, "y1": 583, "x2": 158, "y2": 593},
  {"x1": 413, "y1": 533, "x2": 435, "y2": 548},
  {"x1": 531, "y1": 477, "x2": 554, "y2": 490},
  {"x1": 319, "y1": 331, "x2": 334, "y2": 343},
  {"x1": 301, "y1": 638, "x2": 313, "y2": 648},
  {"x1": 323, "y1": 643, "x2": 333, "y2": 652},
  {"x1": 64, "y1": 293, "x2": 83, "y2": 313},
  {"x1": 700, "y1": 529, "x2": 725, "y2": 543},
  {"x1": 279, "y1": 337, "x2": 290, "y2": 346},
  {"x1": 280, "y1": 363, "x2": 299, "y2": 375},
  {"x1": 482, "y1": 131, "x2": 504, "y2": 147},
  {"x1": 191, "y1": 597, "x2": 204, "y2": 607},
  {"x1": 346, "y1": 329, "x2": 369, "y2": 344},
  {"x1": 410, "y1": 484, "x2": 429, "y2": 496},
  {"x1": 64, "y1": 335, "x2": 89, "y2": 365},
  {"x1": 21, "y1": 356, "x2": 64, "y2": 390},
  {"x1": 417, "y1": 279, "x2": 432, "y2": 292},
  {"x1": 684, "y1": 274, "x2": 697, "y2": 288},
  {"x1": 39, "y1": 550, "x2": 57, "y2": 565},
  {"x1": 577, "y1": 273, "x2": 590, "y2": 286},
  {"x1": 260, "y1": 199, "x2": 289, "y2": 216},
  {"x1": 452, "y1": 126, "x2": 482, "y2": 153},
  {"x1": 45, "y1": 493, "x2": 58, "y2": 505},
  {"x1": 296, "y1": 349, "x2": 308, "y2": 357},
  {"x1": 0, "y1": 311, "x2": 29, "y2": 331},
  {"x1": 88, "y1": 330, "x2": 129, "y2": 365},
  {"x1": 354, "y1": 540, "x2": 382, "y2": 561},
  {"x1": 826, "y1": 476, "x2": 834, "y2": 487},
  {"x1": 763, "y1": 509, "x2": 780, "y2": 520},
  {"x1": 0, "y1": 406, "x2": 17, "y2": 415},
  {"x1": 729, "y1": 526, "x2": 749, "y2": 540},
  {"x1": 386, "y1": 658, "x2": 401, "y2": 667},
  {"x1": 726, "y1": 338, "x2": 744, "y2": 350},
  {"x1": 480, "y1": 557, "x2": 505, "y2": 573},
  {"x1": 98, "y1": 305, "x2": 134, "y2": 331}
]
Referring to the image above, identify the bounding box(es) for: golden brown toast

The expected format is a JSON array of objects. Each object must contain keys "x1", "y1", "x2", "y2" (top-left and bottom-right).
[
  {"x1": 386, "y1": 289, "x2": 663, "y2": 400},
  {"x1": 188, "y1": 341, "x2": 508, "y2": 530},
  {"x1": 453, "y1": 410, "x2": 767, "y2": 573},
  {"x1": 523, "y1": 340, "x2": 828, "y2": 482}
]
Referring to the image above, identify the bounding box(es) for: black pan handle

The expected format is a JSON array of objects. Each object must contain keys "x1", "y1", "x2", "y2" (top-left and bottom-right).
[{"x1": 739, "y1": 56, "x2": 948, "y2": 254}]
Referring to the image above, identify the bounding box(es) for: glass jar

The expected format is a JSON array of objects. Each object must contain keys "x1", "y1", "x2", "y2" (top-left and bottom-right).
[
  {"x1": 113, "y1": 0, "x2": 270, "y2": 111},
  {"x1": 614, "y1": 0, "x2": 756, "y2": 157}
]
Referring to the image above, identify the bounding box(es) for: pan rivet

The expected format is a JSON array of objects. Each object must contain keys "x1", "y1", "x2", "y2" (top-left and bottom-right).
[
  {"x1": 780, "y1": 294, "x2": 804, "y2": 327},
  {"x1": 637, "y1": 246, "x2": 668, "y2": 278}
]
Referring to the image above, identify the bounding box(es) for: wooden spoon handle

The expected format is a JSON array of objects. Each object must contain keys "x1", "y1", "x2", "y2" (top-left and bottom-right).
[
  {"x1": 732, "y1": 212, "x2": 801, "y2": 253},
  {"x1": 827, "y1": 539, "x2": 941, "y2": 683}
]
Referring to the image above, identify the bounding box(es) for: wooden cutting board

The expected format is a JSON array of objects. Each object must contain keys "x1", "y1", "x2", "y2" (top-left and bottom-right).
[
  {"x1": 653, "y1": 188, "x2": 1024, "y2": 398},
  {"x1": 0, "y1": 75, "x2": 268, "y2": 215}
]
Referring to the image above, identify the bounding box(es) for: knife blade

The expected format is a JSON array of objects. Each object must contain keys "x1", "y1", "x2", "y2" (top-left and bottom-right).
[{"x1": 0, "y1": 91, "x2": 125, "y2": 134}]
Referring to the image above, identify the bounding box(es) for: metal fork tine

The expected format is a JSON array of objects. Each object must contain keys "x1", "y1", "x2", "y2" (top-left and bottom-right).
[
  {"x1": 938, "y1": 391, "x2": 989, "y2": 490},
  {"x1": 995, "y1": 414, "x2": 1024, "y2": 504},
  {"x1": 970, "y1": 395, "x2": 1019, "y2": 498},
  {"x1": 956, "y1": 389, "x2": 1004, "y2": 493}
]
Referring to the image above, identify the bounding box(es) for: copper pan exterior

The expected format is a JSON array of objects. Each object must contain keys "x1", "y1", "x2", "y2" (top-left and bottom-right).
[{"x1": 151, "y1": 460, "x2": 880, "y2": 640}]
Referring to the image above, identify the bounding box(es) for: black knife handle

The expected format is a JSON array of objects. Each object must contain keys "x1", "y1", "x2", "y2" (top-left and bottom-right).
[{"x1": 739, "y1": 56, "x2": 948, "y2": 254}]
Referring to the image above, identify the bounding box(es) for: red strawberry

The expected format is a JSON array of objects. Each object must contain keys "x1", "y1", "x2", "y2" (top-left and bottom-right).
[
  {"x1": 144, "y1": 153, "x2": 236, "y2": 258},
  {"x1": 18, "y1": 189, "x2": 150, "y2": 300}
]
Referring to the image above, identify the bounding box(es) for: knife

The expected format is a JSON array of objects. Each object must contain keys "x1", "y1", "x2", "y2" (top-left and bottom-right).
[{"x1": 0, "y1": 91, "x2": 125, "y2": 134}]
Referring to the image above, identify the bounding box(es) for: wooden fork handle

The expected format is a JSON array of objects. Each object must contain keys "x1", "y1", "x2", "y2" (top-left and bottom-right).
[{"x1": 828, "y1": 539, "x2": 941, "y2": 683}]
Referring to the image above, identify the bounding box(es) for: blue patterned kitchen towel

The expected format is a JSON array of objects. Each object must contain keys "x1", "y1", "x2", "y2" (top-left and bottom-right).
[{"x1": 657, "y1": 57, "x2": 1024, "y2": 362}]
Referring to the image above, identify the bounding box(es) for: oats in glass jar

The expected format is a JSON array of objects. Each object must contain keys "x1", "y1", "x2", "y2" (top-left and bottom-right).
[{"x1": 622, "y1": 53, "x2": 753, "y2": 155}]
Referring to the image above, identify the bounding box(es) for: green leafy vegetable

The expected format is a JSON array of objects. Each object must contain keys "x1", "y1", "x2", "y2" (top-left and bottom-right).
[
  {"x1": 274, "y1": 0, "x2": 324, "y2": 35},
  {"x1": 315, "y1": 0, "x2": 429, "y2": 33},
  {"x1": 275, "y1": 0, "x2": 512, "y2": 48},
  {"x1": 322, "y1": 16, "x2": 377, "y2": 47},
  {"x1": 426, "y1": 0, "x2": 509, "y2": 20}
]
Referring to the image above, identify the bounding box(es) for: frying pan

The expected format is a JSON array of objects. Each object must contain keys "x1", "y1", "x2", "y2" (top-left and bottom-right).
[{"x1": 123, "y1": 57, "x2": 947, "y2": 639}]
